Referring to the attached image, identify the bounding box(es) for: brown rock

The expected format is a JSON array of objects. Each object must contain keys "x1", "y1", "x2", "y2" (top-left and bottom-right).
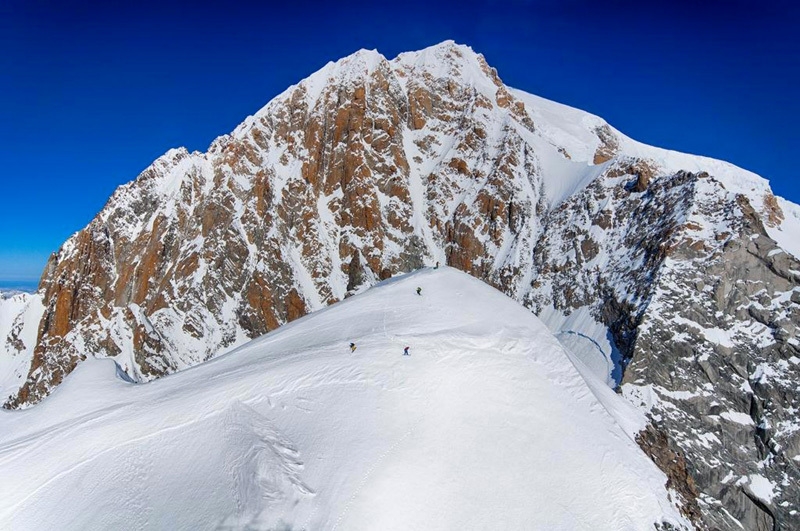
[
  {"x1": 637, "y1": 424, "x2": 703, "y2": 525},
  {"x1": 592, "y1": 125, "x2": 619, "y2": 164},
  {"x1": 285, "y1": 289, "x2": 307, "y2": 322},
  {"x1": 762, "y1": 193, "x2": 784, "y2": 227}
]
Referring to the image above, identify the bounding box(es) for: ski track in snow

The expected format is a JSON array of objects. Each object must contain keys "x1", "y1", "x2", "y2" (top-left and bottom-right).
[{"x1": 329, "y1": 408, "x2": 424, "y2": 531}]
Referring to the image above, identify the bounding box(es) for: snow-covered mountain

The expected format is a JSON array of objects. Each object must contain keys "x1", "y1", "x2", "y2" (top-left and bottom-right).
[
  {"x1": 0, "y1": 268, "x2": 691, "y2": 530},
  {"x1": 1, "y1": 41, "x2": 798, "y2": 529}
]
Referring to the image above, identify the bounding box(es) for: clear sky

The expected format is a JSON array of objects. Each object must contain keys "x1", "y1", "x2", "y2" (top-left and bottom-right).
[{"x1": 1, "y1": 0, "x2": 798, "y2": 282}]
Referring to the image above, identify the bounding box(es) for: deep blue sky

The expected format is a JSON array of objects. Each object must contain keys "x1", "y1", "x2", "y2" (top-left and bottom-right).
[{"x1": 1, "y1": 0, "x2": 798, "y2": 281}]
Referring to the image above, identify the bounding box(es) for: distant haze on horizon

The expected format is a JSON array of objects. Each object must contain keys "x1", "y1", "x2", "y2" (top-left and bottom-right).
[{"x1": 1, "y1": 0, "x2": 798, "y2": 281}]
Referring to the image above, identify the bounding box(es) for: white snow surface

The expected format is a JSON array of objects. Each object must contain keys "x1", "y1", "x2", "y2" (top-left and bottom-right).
[
  {"x1": 0, "y1": 292, "x2": 44, "y2": 401},
  {"x1": 720, "y1": 411, "x2": 755, "y2": 426},
  {"x1": 747, "y1": 474, "x2": 778, "y2": 504},
  {"x1": 539, "y1": 305, "x2": 622, "y2": 387},
  {"x1": 0, "y1": 268, "x2": 688, "y2": 530},
  {"x1": 770, "y1": 196, "x2": 800, "y2": 259}
]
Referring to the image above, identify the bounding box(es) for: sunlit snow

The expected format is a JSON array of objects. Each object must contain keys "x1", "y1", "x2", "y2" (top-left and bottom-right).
[{"x1": 0, "y1": 268, "x2": 688, "y2": 530}]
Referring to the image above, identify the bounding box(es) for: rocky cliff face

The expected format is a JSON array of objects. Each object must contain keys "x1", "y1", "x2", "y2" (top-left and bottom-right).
[
  {"x1": 621, "y1": 188, "x2": 800, "y2": 531},
  {"x1": 2, "y1": 41, "x2": 798, "y2": 529},
  {"x1": 526, "y1": 161, "x2": 800, "y2": 529}
]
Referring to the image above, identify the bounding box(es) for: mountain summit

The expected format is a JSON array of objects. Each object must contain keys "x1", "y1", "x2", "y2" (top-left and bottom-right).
[{"x1": 1, "y1": 41, "x2": 798, "y2": 529}]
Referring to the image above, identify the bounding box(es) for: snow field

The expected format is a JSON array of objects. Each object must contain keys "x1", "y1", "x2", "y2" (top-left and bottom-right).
[{"x1": 0, "y1": 268, "x2": 688, "y2": 530}]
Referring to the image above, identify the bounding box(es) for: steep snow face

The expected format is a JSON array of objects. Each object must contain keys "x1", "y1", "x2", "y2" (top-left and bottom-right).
[
  {"x1": 0, "y1": 268, "x2": 690, "y2": 530},
  {"x1": 0, "y1": 293, "x2": 43, "y2": 402}
]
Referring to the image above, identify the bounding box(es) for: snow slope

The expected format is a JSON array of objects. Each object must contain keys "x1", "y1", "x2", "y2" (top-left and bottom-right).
[
  {"x1": 0, "y1": 268, "x2": 689, "y2": 530},
  {"x1": 0, "y1": 292, "x2": 43, "y2": 401}
]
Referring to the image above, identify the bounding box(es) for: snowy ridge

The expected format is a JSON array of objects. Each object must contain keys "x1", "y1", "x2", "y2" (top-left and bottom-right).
[
  {"x1": 510, "y1": 87, "x2": 800, "y2": 257},
  {"x1": 0, "y1": 268, "x2": 690, "y2": 530}
]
